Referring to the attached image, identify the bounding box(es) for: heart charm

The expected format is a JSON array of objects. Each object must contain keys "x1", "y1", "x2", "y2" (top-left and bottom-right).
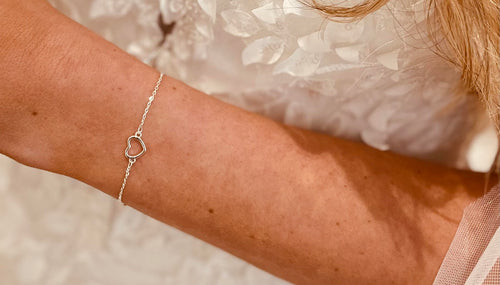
[{"x1": 125, "y1": 135, "x2": 146, "y2": 160}]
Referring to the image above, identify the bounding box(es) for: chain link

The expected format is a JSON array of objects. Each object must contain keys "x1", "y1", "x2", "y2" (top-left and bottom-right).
[
  {"x1": 136, "y1": 74, "x2": 163, "y2": 137},
  {"x1": 118, "y1": 74, "x2": 164, "y2": 204},
  {"x1": 118, "y1": 158, "x2": 136, "y2": 202}
]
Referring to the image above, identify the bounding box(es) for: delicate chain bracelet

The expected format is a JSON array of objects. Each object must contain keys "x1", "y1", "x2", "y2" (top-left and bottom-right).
[{"x1": 118, "y1": 73, "x2": 164, "y2": 204}]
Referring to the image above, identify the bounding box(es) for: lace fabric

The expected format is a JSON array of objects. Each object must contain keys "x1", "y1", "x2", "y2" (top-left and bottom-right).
[
  {"x1": 155, "y1": 0, "x2": 487, "y2": 169},
  {"x1": 50, "y1": 0, "x2": 497, "y2": 170}
]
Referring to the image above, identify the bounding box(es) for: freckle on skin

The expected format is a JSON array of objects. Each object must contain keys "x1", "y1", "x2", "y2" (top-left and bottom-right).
[
  {"x1": 208, "y1": 208, "x2": 214, "y2": 214},
  {"x1": 336, "y1": 222, "x2": 340, "y2": 226},
  {"x1": 334, "y1": 268, "x2": 339, "y2": 272},
  {"x1": 32, "y1": 111, "x2": 38, "y2": 116},
  {"x1": 249, "y1": 234, "x2": 255, "y2": 239},
  {"x1": 363, "y1": 175, "x2": 368, "y2": 179},
  {"x1": 368, "y1": 220, "x2": 371, "y2": 223},
  {"x1": 172, "y1": 86, "x2": 177, "y2": 91}
]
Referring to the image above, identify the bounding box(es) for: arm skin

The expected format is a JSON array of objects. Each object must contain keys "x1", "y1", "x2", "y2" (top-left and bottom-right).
[{"x1": 1, "y1": 1, "x2": 497, "y2": 284}]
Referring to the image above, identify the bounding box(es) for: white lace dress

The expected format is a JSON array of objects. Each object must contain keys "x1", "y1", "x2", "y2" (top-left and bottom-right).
[{"x1": 0, "y1": 0, "x2": 497, "y2": 284}]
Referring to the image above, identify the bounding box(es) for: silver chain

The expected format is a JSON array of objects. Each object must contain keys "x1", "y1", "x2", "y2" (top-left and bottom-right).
[
  {"x1": 135, "y1": 74, "x2": 163, "y2": 137},
  {"x1": 118, "y1": 158, "x2": 136, "y2": 202},
  {"x1": 118, "y1": 73, "x2": 164, "y2": 204}
]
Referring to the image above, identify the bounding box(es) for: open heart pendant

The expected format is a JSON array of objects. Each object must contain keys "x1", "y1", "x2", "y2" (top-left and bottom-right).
[{"x1": 125, "y1": 135, "x2": 146, "y2": 160}]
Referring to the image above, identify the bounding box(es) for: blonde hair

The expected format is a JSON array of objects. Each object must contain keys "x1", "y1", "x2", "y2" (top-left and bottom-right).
[{"x1": 312, "y1": 0, "x2": 500, "y2": 128}]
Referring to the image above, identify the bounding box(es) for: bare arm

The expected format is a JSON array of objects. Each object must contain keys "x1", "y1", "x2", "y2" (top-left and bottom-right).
[{"x1": 1, "y1": 1, "x2": 496, "y2": 284}]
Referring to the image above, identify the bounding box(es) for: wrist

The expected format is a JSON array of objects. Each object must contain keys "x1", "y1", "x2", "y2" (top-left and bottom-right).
[
  {"x1": 0, "y1": 2, "x2": 55, "y2": 162},
  {"x1": 0, "y1": 2, "x2": 160, "y2": 190}
]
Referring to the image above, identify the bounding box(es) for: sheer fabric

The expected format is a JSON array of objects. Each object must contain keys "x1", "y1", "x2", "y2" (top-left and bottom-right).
[{"x1": 434, "y1": 186, "x2": 500, "y2": 285}]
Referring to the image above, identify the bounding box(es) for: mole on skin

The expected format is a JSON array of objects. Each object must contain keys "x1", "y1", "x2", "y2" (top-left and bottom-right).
[
  {"x1": 32, "y1": 111, "x2": 38, "y2": 116},
  {"x1": 208, "y1": 208, "x2": 214, "y2": 214}
]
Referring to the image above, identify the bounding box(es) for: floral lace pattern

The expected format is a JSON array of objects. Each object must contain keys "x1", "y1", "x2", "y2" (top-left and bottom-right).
[
  {"x1": 153, "y1": 0, "x2": 490, "y2": 168},
  {"x1": 1, "y1": 0, "x2": 496, "y2": 284},
  {"x1": 47, "y1": 0, "x2": 494, "y2": 168}
]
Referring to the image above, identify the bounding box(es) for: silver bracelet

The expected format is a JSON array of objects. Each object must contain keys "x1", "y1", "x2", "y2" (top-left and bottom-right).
[{"x1": 118, "y1": 73, "x2": 164, "y2": 204}]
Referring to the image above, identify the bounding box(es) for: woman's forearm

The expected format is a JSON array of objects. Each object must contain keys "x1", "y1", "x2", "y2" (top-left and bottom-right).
[{"x1": 1, "y1": 2, "x2": 496, "y2": 284}]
